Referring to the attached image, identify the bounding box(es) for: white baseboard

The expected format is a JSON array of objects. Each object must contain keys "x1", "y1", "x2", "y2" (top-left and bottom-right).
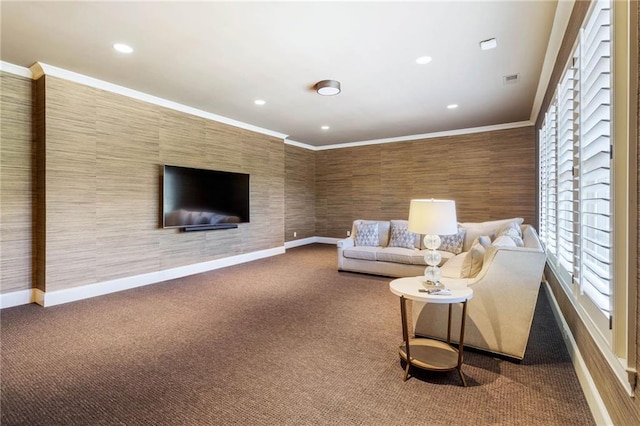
[
  {"x1": 284, "y1": 236, "x2": 339, "y2": 249},
  {"x1": 1, "y1": 246, "x2": 285, "y2": 309},
  {"x1": 0, "y1": 289, "x2": 36, "y2": 309},
  {"x1": 2, "y1": 238, "x2": 341, "y2": 309},
  {"x1": 542, "y1": 282, "x2": 613, "y2": 426}
]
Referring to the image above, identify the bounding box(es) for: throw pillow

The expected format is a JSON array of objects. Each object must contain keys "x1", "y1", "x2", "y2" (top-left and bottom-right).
[
  {"x1": 354, "y1": 222, "x2": 379, "y2": 247},
  {"x1": 471, "y1": 235, "x2": 492, "y2": 248},
  {"x1": 388, "y1": 220, "x2": 417, "y2": 249},
  {"x1": 461, "y1": 242, "x2": 486, "y2": 278},
  {"x1": 439, "y1": 228, "x2": 466, "y2": 254},
  {"x1": 496, "y1": 222, "x2": 524, "y2": 247},
  {"x1": 492, "y1": 235, "x2": 518, "y2": 247}
]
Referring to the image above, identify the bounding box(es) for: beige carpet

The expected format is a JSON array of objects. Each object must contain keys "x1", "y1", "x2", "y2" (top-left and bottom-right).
[{"x1": 1, "y1": 244, "x2": 594, "y2": 425}]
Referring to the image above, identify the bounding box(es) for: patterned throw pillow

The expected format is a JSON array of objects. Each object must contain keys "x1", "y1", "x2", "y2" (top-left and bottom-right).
[
  {"x1": 388, "y1": 220, "x2": 417, "y2": 249},
  {"x1": 354, "y1": 222, "x2": 379, "y2": 247},
  {"x1": 439, "y1": 228, "x2": 466, "y2": 254}
]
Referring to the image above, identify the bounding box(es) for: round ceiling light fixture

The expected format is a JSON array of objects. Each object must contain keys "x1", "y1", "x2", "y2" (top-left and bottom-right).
[{"x1": 316, "y1": 80, "x2": 341, "y2": 96}]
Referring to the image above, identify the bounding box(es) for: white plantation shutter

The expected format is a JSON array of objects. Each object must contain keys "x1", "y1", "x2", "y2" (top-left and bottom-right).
[
  {"x1": 556, "y1": 68, "x2": 575, "y2": 274},
  {"x1": 577, "y1": 0, "x2": 612, "y2": 318},
  {"x1": 546, "y1": 105, "x2": 558, "y2": 257}
]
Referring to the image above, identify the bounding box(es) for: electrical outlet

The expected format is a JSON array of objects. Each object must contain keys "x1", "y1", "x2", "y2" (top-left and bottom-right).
[
  {"x1": 347, "y1": 230, "x2": 350, "y2": 236},
  {"x1": 293, "y1": 231, "x2": 297, "y2": 237}
]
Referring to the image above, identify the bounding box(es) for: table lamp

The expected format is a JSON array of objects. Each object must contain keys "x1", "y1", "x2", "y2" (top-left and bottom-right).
[{"x1": 407, "y1": 199, "x2": 458, "y2": 286}]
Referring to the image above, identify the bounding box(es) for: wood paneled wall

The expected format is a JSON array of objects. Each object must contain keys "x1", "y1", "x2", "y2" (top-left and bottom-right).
[
  {"x1": 0, "y1": 73, "x2": 32, "y2": 293},
  {"x1": 315, "y1": 126, "x2": 537, "y2": 238},
  {"x1": 37, "y1": 76, "x2": 284, "y2": 292},
  {"x1": 285, "y1": 144, "x2": 315, "y2": 242}
]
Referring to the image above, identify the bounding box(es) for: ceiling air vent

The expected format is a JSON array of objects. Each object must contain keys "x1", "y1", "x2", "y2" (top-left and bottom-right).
[{"x1": 503, "y1": 74, "x2": 520, "y2": 85}]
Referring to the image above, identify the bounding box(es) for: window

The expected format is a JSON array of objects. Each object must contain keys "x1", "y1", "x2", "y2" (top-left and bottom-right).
[{"x1": 538, "y1": 0, "x2": 637, "y2": 393}]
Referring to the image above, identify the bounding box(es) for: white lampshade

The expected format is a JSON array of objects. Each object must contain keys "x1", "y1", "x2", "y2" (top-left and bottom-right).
[{"x1": 407, "y1": 199, "x2": 458, "y2": 236}]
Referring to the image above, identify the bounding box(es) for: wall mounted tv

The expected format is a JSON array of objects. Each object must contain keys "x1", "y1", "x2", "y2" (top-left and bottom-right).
[{"x1": 163, "y1": 165, "x2": 250, "y2": 231}]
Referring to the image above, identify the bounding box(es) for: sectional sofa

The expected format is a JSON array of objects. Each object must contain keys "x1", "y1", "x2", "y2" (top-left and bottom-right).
[{"x1": 337, "y1": 218, "x2": 546, "y2": 359}]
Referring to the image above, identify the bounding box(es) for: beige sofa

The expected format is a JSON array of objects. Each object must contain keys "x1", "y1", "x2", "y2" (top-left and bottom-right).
[
  {"x1": 336, "y1": 219, "x2": 458, "y2": 277},
  {"x1": 337, "y1": 218, "x2": 546, "y2": 360}
]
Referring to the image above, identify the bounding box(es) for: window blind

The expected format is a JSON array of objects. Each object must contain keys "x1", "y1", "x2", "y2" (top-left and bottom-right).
[
  {"x1": 578, "y1": 0, "x2": 612, "y2": 317},
  {"x1": 557, "y1": 68, "x2": 575, "y2": 274}
]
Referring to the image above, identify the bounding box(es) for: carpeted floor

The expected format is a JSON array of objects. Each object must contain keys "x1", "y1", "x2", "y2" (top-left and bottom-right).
[{"x1": 1, "y1": 244, "x2": 594, "y2": 425}]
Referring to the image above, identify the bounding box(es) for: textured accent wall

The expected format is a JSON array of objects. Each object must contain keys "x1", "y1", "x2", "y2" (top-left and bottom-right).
[
  {"x1": 315, "y1": 126, "x2": 537, "y2": 238},
  {"x1": 0, "y1": 72, "x2": 32, "y2": 294},
  {"x1": 285, "y1": 144, "x2": 315, "y2": 242},
  {"x1": 37, "y1": 75, "x2": 284, "y2": 293}
]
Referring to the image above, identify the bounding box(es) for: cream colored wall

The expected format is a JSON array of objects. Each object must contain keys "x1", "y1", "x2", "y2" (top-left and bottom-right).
[
  {"x1": 0, "y1": 73, "x2": 32, "y2": 294},
  {"x1": 36, "y1": 75, "x2": 284, "y2": 293}
]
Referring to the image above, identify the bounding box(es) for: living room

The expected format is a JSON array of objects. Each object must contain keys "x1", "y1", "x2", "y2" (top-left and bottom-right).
[{"x1": 1, "y1": 1, "x2": 639, "y2": 424}]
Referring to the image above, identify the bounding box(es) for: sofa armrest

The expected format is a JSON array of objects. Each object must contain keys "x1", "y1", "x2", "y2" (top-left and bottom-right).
[
  {"x1": 337, "y1": 237, "x2": 355, "y2": 249},
  {"x1": 336, "y1": 236, "x2": 355, "y2": 270}
]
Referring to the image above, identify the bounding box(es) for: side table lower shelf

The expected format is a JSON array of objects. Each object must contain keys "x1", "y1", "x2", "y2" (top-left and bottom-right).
[{"x1": 399, "y1": 338, "x2": 466, "y2": 386}]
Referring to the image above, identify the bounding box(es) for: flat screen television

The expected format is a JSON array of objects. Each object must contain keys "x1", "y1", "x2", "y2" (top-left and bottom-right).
[{"x1": 162, "y1": 164, "x2": 250, "y2": 230}]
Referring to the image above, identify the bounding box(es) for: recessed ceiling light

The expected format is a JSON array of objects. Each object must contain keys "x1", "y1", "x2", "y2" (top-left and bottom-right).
[
  {"x1": 254, "y1": 99, "x2": 266, "y2": 106},
  {"x1": 113, "y1": 43, "x2": 133, "y2": 54},
  {"x1": 321, "y1": 125, "x2": 330, "y2": 130},
  {"x1": 447, "y1": 104, "x2": 459, "y2": 109},
  {"x1": 415, "y1": 56, "x2": 432, "y2": 65},
  {"x1": 479, "y1": 38, "x2": 497, "y2": 50}
]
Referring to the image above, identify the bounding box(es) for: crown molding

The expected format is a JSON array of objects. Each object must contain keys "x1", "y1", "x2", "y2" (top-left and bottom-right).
[
  {"x1": 0, "y1": 61, "x2": 32, "y2": 78},
  {"x1": 530, "y1": 0, "x2": 575, "y2": 125},
  {"x1": 28, "y1": 62, "x2": 289, "y2": 140},
  {"x1": 310, "y1": 120, "x2": 534, "y2": 151}
]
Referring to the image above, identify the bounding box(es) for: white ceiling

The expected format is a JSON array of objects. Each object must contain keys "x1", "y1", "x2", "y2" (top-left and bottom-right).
[{"x1": 0, "y1": 1, "x2": 561, "y2": 147}]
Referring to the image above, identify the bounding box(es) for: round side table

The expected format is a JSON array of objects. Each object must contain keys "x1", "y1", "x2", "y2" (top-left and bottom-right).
[{"x1": 389, "y1": 276, "x2": 473, "y2": 386}]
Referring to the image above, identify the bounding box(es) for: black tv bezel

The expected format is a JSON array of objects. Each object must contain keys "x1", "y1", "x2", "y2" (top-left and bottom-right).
[{"x1": 162, "y1": 164, "x2": 250, "y2": 231}]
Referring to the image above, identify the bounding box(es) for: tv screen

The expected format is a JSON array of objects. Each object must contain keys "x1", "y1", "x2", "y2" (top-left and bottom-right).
[{"x1": 162, "y1": 165, "x2": 250, "y2": 229}]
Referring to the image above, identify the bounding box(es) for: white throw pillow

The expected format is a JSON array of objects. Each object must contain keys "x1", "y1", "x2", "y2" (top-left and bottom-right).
[
  {"x1": 471, "y1": 235, "x2": 492, "y2": 248},
  {"x1": 492, "y1": 235, "x2": 518, "y2": 247},
  {"x1": 496, "y1": 222, "x2": 524, "y2": 247},
  {"x1": 440, "y1": 252, "x2": 467, "y2": 278},
  {"x1": 354, "y1": 222, "x2": 379, "y2": 247},
  {"x1": 460, "y1": 242, "x2": 486, "y2": 278}
]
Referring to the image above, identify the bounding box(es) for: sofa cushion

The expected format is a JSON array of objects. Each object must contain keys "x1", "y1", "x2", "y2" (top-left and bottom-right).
[
  {"x1": 461, "y1": 242, "x2": 486, "y2": 278},
  {"x1": 376, "y1": 247, "x2": 416, "y2": 265},
  {"x1": 439, "y1": 228, "x2": 466, "y2": 254},
  {"x1": 343, "y1": 247, "x2": 379, "y2": 261},
  {"x1": 354, "y1": 221, "x2": 379, "y2": 247},
  {"x1": 388, "y1": 220, "x2": 418, "y2": 249},
  {"x1": 460, "y1": 217, "x2": 524, "y2": 251}
]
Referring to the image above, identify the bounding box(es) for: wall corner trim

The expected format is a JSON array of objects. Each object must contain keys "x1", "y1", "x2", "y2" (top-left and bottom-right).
[
  {"x1": 542, "y1": 281, "x2": 613, "y2": 426},
  {"x1": 28, "y1": 61, "x2": 288, "y2": 140}
]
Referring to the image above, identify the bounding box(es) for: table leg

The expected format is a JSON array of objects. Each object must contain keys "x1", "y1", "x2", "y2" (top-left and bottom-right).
[
  {"x1": 457, "y1": 300, "x2": 468, "y2": 387},
  {"x1": 400, "y1": 296, "x2": 411, "y2": 381}
]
